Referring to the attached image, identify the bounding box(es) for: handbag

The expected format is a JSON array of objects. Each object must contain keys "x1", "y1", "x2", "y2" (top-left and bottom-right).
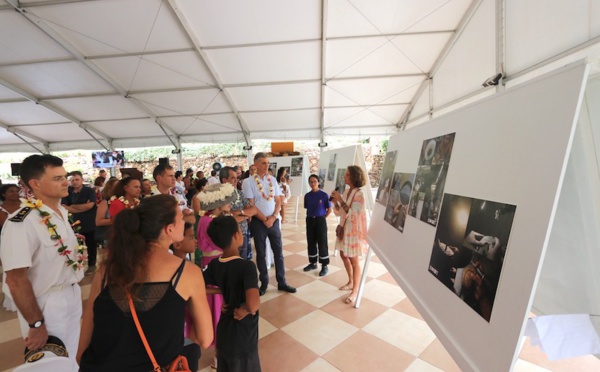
[
  {"x1": 335, "y1": 224, "x2": 344, "y2": 240},
  {"x1": 127, "y1": 293, "x2": 191, "y2": 372},
  {"x1": 335, "y1": 189, "x2": 358, "y2": 241}
]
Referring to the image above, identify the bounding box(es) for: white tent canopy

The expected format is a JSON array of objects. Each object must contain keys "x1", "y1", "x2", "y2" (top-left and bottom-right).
[{"x1": 0, "y1": 0, "x2": 599, "y2": 153}]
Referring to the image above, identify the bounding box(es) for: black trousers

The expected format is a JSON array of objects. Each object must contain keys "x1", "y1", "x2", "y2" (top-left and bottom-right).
[
  {"x1": 250, "y1": 219, "x2": 286, "y2": 286},
  {"x1": 217, "y1": 349, "x2": 261, "y2": 372},
  {"x1": 306, "y1": 216, "x2": 329, "y2": 266},
  {"x1": 82, "y1": 230, "x2": 97, "y2": 267}
]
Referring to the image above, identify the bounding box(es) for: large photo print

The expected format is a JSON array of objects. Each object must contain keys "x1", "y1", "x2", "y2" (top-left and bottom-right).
[
  {"x1": 407, "y1": 132, "x2": 455, "y2": 227},
  {"x1": 427, "y1": 193, "x2": 516, "y2": 322},
  {"x1": 376, "y1": 150, "x2": 397, "y2": 206},
  {"x1": 383, "y1": 172, "x2": 415, "y2": 233}
]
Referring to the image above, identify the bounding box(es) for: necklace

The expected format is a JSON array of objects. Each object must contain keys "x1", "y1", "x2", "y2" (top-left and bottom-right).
[
  {"x1": 110, "y1": 195, "x2": 140, "y2": 209},
  {"x1": 23, "y1": 198, "x2": 87, "y2": 271},
  {"x1": 254, "y1": 174, "x2": 274, "y2": 201}
]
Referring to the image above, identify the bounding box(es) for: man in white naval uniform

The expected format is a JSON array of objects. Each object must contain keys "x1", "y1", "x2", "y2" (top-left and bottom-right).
[
  {"x1": 151, "y1": 163, "x2": 195, "y2": 224},
  {"x1": 0, "y1": 154, "x2": 84, "y2": 360}
]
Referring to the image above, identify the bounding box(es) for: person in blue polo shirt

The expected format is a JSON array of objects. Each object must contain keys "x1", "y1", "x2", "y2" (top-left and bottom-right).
[{"x1": 303, "y1": 174, "x2": 332, "y2": 276}]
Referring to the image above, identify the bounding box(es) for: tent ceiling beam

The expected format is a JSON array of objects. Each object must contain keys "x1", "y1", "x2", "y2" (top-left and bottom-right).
[
  {"x1": 166, "y1": 0, "x2": 251, "y2": 146},
  {"x1": 429, "y1": 0, "x2": 484, "y2": 78},
  {"x1": 87, "y1": 48, "x2": 196, "y2": 60},
  {"x1": 0, "y1": 119, "x2": 49, "y2": 153},
  {"x1": 7, "y1": 1, "x2": 182, "y2": 144},
  {"x1": 506, "y1": 36, "x2": 600, "y2": 83},
  {"x1": 40, "y1": 92, "x2": 120, "y2": 101},
  {"x1": 0, "y1": 57, "x2": 76, "y2": 68},
  {"x1": 398, "y1": 0, "x2": 483, "y2": 129},
  {"x1": 0, "y1": 75, "x2": 113, "y2": 148},
  {"x1": 0, "y1": 98, "x2": 29, "y2": 104},
  {"x1": 319, "y1": 0, "x2": 328, "y2": 144},
  {"x1": 327, "y1": 29, "x2": 454, "y2": 41},
  {"x1": 1, "y1": 0, "x2": 91, "y2": 10},
  {"x1": 202, "y1": 38, "x2": 321, "y2": 50},
  {"x1": 397, "y1": 78, "x2": 430, "y2": 129}
]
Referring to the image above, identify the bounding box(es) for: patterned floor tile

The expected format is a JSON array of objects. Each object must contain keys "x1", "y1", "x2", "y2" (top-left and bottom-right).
[
  {"x1": 282, "y1": 309, "x2": 358, "y2": 355},
  {"x1": 260, "y1": 294, "x2": 317, "y2": 329},
  {"x1": 323, "y1": 330, "x2": 415, "y2": 372},
  {"x1": 258, "y1": 330, "x2": 318, "y2": 372},
  {"x1": 363, "y1": 309, "x2": 437, "y2": 357}
]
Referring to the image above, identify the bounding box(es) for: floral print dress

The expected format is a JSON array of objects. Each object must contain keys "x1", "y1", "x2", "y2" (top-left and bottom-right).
[{"x1": 334, "y1": 188, "x2": 368, "y2": 257}]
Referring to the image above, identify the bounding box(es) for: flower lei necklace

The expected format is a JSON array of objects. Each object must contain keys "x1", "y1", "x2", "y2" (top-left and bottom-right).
[
  {"x1": 110, "y1": 195, "x2": 140, "y2": 209},
  {"x1": 254, "y1": 174, "x2": 274, "y2": 201},
  {"x1": 23, "y1": 198, "x2": 87, "y2": 271}
]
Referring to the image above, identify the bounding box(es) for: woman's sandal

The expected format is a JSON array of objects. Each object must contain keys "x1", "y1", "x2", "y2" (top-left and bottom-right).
[
  {"x1": 339, "y1": 284, "x2": 353, "y2": 291},
  {"x1": 344, "y1": 294, "x2": 357, "y2": 304}
]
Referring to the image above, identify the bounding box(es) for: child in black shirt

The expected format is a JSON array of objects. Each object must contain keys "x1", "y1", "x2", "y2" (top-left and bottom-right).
[{"x1": 205, "y1": 215, "x2": 261, "y2": 372}]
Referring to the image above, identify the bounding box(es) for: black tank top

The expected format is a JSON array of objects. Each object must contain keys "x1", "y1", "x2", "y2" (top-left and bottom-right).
[{"x1": 80, "y1": 260, "x2": 187, "y2": 371}]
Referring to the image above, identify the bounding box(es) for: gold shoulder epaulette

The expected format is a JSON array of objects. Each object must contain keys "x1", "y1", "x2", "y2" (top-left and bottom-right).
[{"x1": 8, "y1": 207, "x2": 32, "y2": 222}]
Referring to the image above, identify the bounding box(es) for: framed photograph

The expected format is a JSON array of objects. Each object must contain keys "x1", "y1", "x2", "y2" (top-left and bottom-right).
[
  {"x1": 327, "y1": 153, "x2": 337, "y2": 181},
  {"x1": 383, "y1": 172, "x2": 415, "y2": 233},
  {"x1": 376, "y1": 150, "x2": 398, "y2": 206},
  {"x1": 291, "y1": 157, "x2": 303, "y2": 176}
]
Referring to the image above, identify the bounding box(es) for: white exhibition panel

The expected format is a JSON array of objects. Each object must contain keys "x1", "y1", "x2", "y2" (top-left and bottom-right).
[
  {"x1": 533, "y1": 74, "x2": 600, "y2": 317},
  {"x1": 367, "y1": 63, "x2": 588, "y2": 371},
  {"x1": 266, "y1": 156, "x2": 309, "y2": 198},
  {"x1": 318, "y1": 145, "x2": 373, "y2": 212}
]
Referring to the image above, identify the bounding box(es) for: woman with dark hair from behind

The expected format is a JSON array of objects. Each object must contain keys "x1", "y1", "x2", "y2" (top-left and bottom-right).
[{"x1": 77, "y1": 195, "x2": 213, "y2": 371}]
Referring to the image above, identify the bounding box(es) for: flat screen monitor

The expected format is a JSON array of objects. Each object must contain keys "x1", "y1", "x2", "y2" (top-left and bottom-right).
[{"x1": 92, "y1": 150, "x2": 125, "y2": 169}]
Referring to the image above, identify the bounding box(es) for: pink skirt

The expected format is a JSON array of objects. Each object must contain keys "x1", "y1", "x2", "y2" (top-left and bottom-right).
[{"x1": 206, "y1": 285, "x2": 223, "y2": 348}]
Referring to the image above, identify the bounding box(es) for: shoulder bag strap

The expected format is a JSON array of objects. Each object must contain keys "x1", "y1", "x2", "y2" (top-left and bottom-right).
[
  {"x1": 127, "y1": 292, "x2": 162, "y2": 372},
  {"x1": 340, "y1": 189, "x2": 359, "y2": 228}
]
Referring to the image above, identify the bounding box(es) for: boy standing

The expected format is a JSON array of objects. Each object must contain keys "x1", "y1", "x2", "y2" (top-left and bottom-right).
[{"x1": 205, "y1": 215, "x2": 261, "y2": 372}]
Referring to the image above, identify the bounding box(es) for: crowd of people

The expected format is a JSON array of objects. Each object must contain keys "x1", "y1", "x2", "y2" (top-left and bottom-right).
[{"x1": 0, "y1": 152, "x2": 369, "y2": 371}]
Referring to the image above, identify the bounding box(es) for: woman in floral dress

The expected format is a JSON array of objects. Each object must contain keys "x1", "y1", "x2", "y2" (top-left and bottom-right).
[{"x1": 330, "y1": 165, "x2": 368, "y2": 305}]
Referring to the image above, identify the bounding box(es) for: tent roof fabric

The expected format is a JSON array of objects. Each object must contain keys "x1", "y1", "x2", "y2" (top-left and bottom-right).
[
  {"x1": 0, "y1": 0, "x2": 474, "y2": 152},
  {"x1": 3, "y1": 0, "x2": 599, "y2": 153}
]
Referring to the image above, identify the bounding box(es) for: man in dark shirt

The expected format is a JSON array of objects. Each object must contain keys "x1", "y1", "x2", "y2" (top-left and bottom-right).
[
  {"x1": 204, "y1": 215, "x2": 261, "y2": 372},
  {"x1": 61, "y1": 171, "x2": 97, "y2": 274},
  {"x1": 303, "y1": 174, "x2": 332, "y2": 276}
]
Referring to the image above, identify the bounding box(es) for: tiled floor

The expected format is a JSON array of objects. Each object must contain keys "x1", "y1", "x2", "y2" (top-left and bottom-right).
[{"x1": 2, "y1": 200, "x2": 600, "y2": 371}]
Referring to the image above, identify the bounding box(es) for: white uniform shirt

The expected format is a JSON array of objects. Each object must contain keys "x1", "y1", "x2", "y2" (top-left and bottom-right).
[
  {"x1": 207, "y1": 176, "x2": 219, "y2": 185},
  {"x1": 0, "y1": 204, "x2": 83, "y2": 298},
  {"x1": 150, "y1": 186, "x2": 189, "y2": 211},
  {"x1": 242, "y1": 174, "x2": 283, "y2": 216}
]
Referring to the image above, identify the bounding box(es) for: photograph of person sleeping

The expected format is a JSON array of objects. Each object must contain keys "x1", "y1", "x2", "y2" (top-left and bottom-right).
[{"x1": 427, "y1": 193, "x2": 516, "y2": 322}]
